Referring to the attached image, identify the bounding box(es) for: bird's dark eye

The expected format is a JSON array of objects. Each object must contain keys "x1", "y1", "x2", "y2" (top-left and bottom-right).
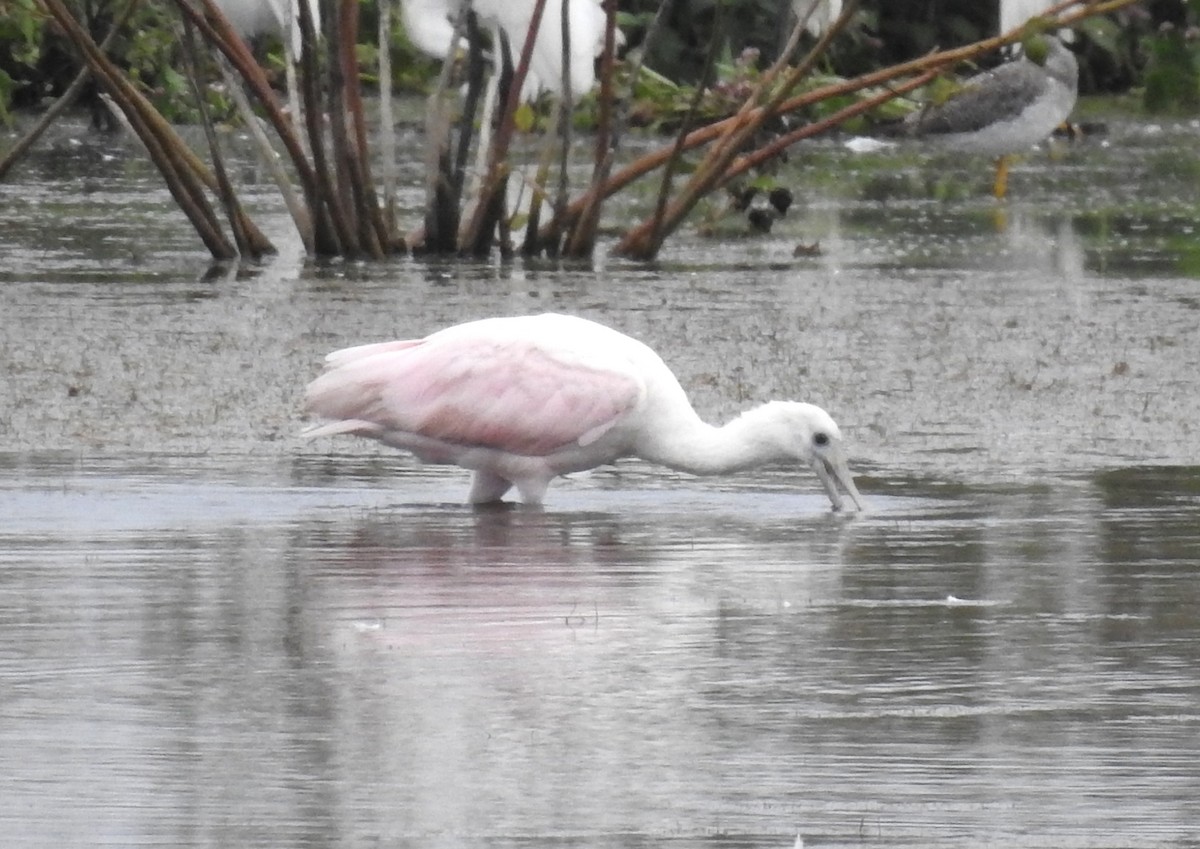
[{"x1": 814, "y1": 432, "x2": 830, "y2": 447}]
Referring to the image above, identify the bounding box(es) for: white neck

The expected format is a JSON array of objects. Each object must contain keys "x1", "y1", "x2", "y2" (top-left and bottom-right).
[{"x1": 637, "y1": 403, "x2": 796, "y2": 476}]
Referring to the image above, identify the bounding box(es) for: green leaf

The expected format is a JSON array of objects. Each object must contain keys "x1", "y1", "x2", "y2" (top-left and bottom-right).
[
  {"x1": 514, "y1": 102, "x2": 536, "y2": 133},
  {"x1": 748, "y1": 174, "x2": 778, "y2": 191}
]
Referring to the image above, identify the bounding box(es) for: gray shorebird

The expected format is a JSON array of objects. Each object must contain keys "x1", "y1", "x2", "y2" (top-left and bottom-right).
[{"x1": 898, "y1": 34, "x2": 1078, "y2": 199}]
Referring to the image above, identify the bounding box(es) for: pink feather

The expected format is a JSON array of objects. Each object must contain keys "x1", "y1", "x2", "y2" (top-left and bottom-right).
[{"x1": 305, "y1": 316, "x2": 642, "y2": 456}]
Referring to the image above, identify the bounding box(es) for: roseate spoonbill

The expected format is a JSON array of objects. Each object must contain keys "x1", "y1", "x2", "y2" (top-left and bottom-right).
[
  {"x1": 303, "y1": 314, "x2": 865, "y2": 510},
  {"x1": 898, "y1": 4, "x2": 1078, "y2": 200}
]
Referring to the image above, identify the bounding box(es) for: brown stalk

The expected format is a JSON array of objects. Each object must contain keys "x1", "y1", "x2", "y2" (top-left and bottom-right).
[
  {"x1": 326, "y1": 0, "x2": 359, "y2": 245},
  {"x1": 460, "y1": 0, "x2": 550, "y2": 256},
  {"x1": 299, "y1": 0, "x2": 359, "y2": 255},
  {"x1": 519, "y1": 0, "x2": 575, "y2": 257},
  {"x1": 417, "y1": 1, "x2": 473, "y2": 253},
  {"x1": 218, "y1": 58, "x2": 314, "y2": 250},
  {"x1": 550, "y1": 0, "x2": 1132, "y2": 256},
  {"x1": 176, "y1": 0, "x2": 340, "y2": 253},
  {"x1": 0, "y1": 0, "x2": 137, "y2": 181},
  {"x1": 714, "y1": 67, "x2": 939, "y2": 212},
  {"x1": 519, "y1": 100, "x2": 561, "y2": 256},
  {"x1": 39, "y1": 0, "x2": 237, "y2": 259},
  {"x1": 549, "y1": 0, "x2": 574, "y2": 250},
  {"x1": 377, "y1": 0, "x2": 397, "y2": 229},
  {"x1": 179, "y1": 14, "x2": 276, "y2": 258},
  {"x1": 561, "y1": 0, "x2": 621, "y2": 257},
  {"x1": 619, "y1": 0, "x2": 858, "y2": 259},
  {"x1": 644, "y1": 0, "x2": 728, "y2": 252},
  {"x1": 327, "y1": 0, "x2": 381, "y2": 257},
  {"x1": 453, "y1": 12, "x2": 487, "y2": 203},
  {"x1": 340, "y1": 0, "x2": 392, "y2": 251}
]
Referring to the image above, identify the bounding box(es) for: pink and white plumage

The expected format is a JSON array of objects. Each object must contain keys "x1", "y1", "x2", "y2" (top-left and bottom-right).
[{"x1": 303, "y1": 314, "x2": 864, "y2": 509}]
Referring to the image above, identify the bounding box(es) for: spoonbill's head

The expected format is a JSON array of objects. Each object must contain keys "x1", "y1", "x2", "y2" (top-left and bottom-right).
[{"x1": 778, "y1": 402, "x2": 865, "y2": 512}]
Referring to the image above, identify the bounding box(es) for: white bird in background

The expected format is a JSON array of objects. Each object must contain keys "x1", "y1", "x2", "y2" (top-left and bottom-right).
[
  {"x1": 398, "y1": 0, "x2": 609, "y2": 100},
  {"x1": 209, "y1": 0, "x2": 320, "y2": 124},
  {"x1": 397, "y1": 0, "x2": 612, "y2": 234},
  {"x1": 1000, "y1": 0, "x2": 1071, "y2": 37},
  {"x1": 794, "y1": 0, "x2": 842, "y2": 38},
  {"x1": 478, "y1": 0, "x2": 607, "y2": 99},
  {"x1": 303, "y1": 313, "x2": 865, "y2": 509},
  {"x1": 399, "y1": 0, "x2": 462, "y2": 62},
  {"x1": 209, "y1": 0, "x2": 318, "y2": 55}
]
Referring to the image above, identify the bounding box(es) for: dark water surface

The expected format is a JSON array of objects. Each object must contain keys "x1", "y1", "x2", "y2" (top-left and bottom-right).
[{"x1": 2, "y1": 114, "x2": 1200, "y2": 848}]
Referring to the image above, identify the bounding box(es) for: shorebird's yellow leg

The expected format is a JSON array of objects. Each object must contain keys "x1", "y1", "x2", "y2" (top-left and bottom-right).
[{"x1": 993, "y1": 154, "x2": 1012, "y2": 200}]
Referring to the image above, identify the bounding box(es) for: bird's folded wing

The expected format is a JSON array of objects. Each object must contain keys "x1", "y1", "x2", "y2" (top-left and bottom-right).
[
  {"x1": 323, "y1": 338, "x2": 424, "y2": 369},
  {"x1": 305, "y1": 336, "x2": 643, "y2": 456},
  {"x1": 909, "y1": 62, "x2": 1048, "y2": 136}
]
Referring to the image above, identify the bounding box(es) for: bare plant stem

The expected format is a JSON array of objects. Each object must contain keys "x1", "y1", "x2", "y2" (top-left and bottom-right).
[
  {"x1": 420, "y1": 2, "x2": 473, "y2": 253},
  {"x1": 549, "y1": 0, "x2": 1132, "y2": 259},
  {"x1": 620, "y1": 0, "x2": 859, "y2": 260},
  {"x1": 219, "y1": 60, "x2": 314, "y2": 249},
  {"x1": 460, "y1": 0, "x2": 550, "y2": 256},
  {"x1": 39, "y1": 0, "x2": 240, "y2": 259},
  {"x1": 377, "y1": 0, "x2": 397, "y2": 238},
  {"x1": 179, "y1": 15, "x2": 270, "y2": 258},
  {"x1": 0, "y1": 0, "x2": 137, "y2": 181},
  {"x1": 559, "y1": 0, "x2": 619, "y2": 256},
  {"x1": 176, "y1": 0, "x2": 339, "y2": 253},
  {"x1": 646, "y1": 0, "x2": 728, "y2": 252}
]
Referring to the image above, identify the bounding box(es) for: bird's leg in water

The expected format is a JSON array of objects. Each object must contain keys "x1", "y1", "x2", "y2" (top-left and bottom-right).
[
  {"x1": 993, "y1": 154, "x2": 1012, "y2": 200},
  {"x1": 470, "y1": 469, "x2": 513, "y2": 503}
]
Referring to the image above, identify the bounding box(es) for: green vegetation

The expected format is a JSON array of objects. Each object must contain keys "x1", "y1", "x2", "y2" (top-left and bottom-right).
[
  {"x1": 3, "y1": 1, "x2": 1200, "y2": 127},
  {"x1": 1, "y1": 0, "x2": 1191, "y2": 263}
]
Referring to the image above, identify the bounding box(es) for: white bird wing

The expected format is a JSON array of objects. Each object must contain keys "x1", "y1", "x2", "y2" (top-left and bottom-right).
[
  {"x1": 305, "y1": 331, "x2": 644, "y2": 456},
  {"x1": 473, "y1": 0, "x2": 606, "y2": 97}
]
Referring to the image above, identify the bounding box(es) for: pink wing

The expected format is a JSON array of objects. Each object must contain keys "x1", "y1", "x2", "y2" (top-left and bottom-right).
[
  {"x1": 322, "y1": 338, "x2": 424, "y2": 369},
  {"x1": 305, "y1": 331, "x2": 644, "y2": 456}
]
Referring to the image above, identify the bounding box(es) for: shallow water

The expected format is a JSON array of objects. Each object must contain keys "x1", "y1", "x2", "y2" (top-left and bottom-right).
[{"x1": 2, "y1": 113, "x2": 1200, "y2": 848}]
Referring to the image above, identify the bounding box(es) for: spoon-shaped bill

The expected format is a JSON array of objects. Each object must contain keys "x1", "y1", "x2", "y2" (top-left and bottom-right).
[{"x1": 812, "y1": 449, "x2": 864, "y2": 512}]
